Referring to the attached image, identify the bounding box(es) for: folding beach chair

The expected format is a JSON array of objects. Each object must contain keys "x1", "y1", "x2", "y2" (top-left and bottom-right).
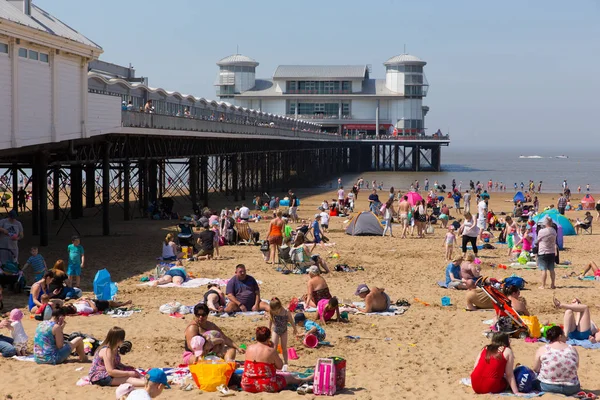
[
  {"x1": 236, "y1": 222, "x2": 259, "y2": 245},
  {"x1": 278, "y1": 245, "x2": 294, "y2": 273}
]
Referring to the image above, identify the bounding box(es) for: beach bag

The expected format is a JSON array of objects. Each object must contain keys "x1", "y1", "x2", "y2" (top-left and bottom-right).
[
  {"x1": 259, "y1": 240, "x2": 270, "y2": 252},
  {"x1": 514, "y1": 365, "x2": 536, "y2": 393},
  {"x1": 521, "y1": 315, "x2": 541, "y2": 338},
  {"x1": 93, "y1": 269, "x2": 118, "y2": 301},
  {"x1": 328, "y1": 357, "x2": 346, "y2": 390},
  {"x1": 314, "y1": 358, "x2": 336, "y2": 396},
  {"x1": 503, "y1": 276, "x2": 526, "y2": 290},
  {"x1": 159, "y1": 301, "x2": 182, "y2": 314},
  {"x1": 190, "y1": 360, "x2": 235, "y2": 392},
  {"x1": 426, "y1": 224, "x2": 434, "y2": 234}
]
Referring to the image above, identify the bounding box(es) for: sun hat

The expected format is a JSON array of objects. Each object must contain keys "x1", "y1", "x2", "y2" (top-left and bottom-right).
[
  {"x1": 9, "y1": 309, "x2": 23, "y2": 322},
  {"x1": 190, "y1": 335, "x2": 206, "y2": 357},
  {"x1": 355, "y1": 284, "x2": 369, "y2": 295},
  {"x1": 147, "y1": 368, "x2": 171, "y2": 389},
  {"x1": 115, "y1": 383, "x2": 135, "y2": 399}
]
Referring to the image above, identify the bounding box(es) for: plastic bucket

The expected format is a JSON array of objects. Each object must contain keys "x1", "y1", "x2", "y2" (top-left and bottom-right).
[
  {"x1": 288, "y1": 347, "x2": 299, "y2": 360},
  {"x1": 441, "y1": 296, "x2": 451, "y2": 306},
  {"x1": 303, "y1": 334, "x2": 319, "y2": 348}
]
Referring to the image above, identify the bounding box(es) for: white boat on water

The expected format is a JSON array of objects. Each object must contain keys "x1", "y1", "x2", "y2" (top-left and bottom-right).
[
  {"x1": 555, "y1": 155, "x2": 568, "y2": 159},
  {"x1": 519, "y1": 155, "x2": 543, "y2": 159}
]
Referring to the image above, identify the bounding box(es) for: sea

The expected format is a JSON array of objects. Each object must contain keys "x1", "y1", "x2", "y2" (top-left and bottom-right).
[{"x1": 338, "y1": 148, "x2": 600, "y2": 194}]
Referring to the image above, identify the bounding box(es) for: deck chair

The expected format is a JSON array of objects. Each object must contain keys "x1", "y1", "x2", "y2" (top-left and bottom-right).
[
  {"x1": 581, "y1": 221, "x2": 593, "y2": 235},
  {"x1": 289, "y1": 246, "x2": 316, "y2": 274},
  {"x1": 278, "y1": 245, "x2": 294, "y2": 272},
  {"x1": 177, "y1": 223, "x2": 195, "y2": 248},
  {"x1": 236, "y1": 222, "x2": 259, "y2": 245}
]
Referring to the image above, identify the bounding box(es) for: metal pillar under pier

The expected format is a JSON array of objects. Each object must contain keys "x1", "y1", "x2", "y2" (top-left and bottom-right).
[
  {"x1": 85, "y1": 164, "x2": 95, "y2": 208},
  {"x1": 232, "y1": 154, "x2": 238, "y2": 202},
  {"x1": 200, "y1": 156, "x2": 208, "y2": 207},
  {"x1": 240, "y1": 154, "x2": 246, "y2": 201},
  {"x1": 38, "y1": 153, "x2": 48, "y2": 246},
  {"x1": 102, "y1": 144, "x2": 111, "y2": 236},
  {"x1": 53, "y1": 166, "x2": 60, "y2": 220},
  {"x1": 31, "y1": 157, "x2": 40, "y2": 235},
  {"x1": 71, "y1": 166, "x2": 83, "y2": 219},
  {"x1": 12, "y1": 166, "x2": 18, "y2": 211},
  {"x1": 189, "y1": 157, "x2": 198, "y2": 210},
  {"x1": 148, "y1": 160, "x2": 158, "y2": 205},
  {"x1": 123, "y1": 161, "x2": 130, "y2": 221}
]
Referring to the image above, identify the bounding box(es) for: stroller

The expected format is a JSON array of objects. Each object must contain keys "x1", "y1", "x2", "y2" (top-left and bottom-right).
[
  {"x1": 477, "y1": 277, "x2": 529, "y2": 339},
  {"x1": 0, "y1": 249, "x2": 26, "y2": 308}
]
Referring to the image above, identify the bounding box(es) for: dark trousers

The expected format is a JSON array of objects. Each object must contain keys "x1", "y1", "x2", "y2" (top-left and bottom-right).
[{"x1": 462, "y1": 235, "x2": 478, "y2": 254}]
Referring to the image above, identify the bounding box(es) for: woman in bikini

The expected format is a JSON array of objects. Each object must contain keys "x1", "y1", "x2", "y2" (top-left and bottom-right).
[{"x1": 267, "y1": 211, "x2": 284, "y2": 265}]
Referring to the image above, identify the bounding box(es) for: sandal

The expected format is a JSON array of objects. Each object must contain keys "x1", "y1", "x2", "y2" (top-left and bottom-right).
[
  {"x1": 216, "y1": 385, "x2": 234, "y2": 397},
  {"x1": 297, "y1": 383, "x2": 309, "y2": 395}
]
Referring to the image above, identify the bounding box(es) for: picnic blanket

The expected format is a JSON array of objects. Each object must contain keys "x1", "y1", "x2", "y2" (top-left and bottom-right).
[
  {"x1": 509, "y1": 262, "x2": 571, "y2": 270},
  {"x1": 302, "y1": 301, "x2": 407, "y2": 316},
  {"x1": 11, "y1": 355, "x2": 35, "y2": 362},
  {"x1": 141, "y1": 278, "x2": 261, "y2": 288},
  {"x1": 460, "y1": 378, "x2": 544, "y2": 397}
]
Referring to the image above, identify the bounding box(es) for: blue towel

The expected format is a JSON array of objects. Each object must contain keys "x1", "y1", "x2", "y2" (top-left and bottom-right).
[
  {"x1": 466, "y1": 245, "x2": 484, "y2": 250},
  {"x1": 566, "y1": 339, "x2": 600, "y2": 349}
]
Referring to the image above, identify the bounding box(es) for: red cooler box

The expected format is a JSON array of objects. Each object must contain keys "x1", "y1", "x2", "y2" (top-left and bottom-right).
[{"x1": 329, "y1": 357, "x2": 346, "y2": 389}]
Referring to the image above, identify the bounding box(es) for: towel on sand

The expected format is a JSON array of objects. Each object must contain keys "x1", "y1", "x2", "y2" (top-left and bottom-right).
[
  {"x1": 11, "y1": 355, "x2": 35, "y2": 362},
  {"x1": 141, "y1": 278, "x2": 261, "y2": 288},
  {"x1": 460, "y1": 378, "x2": 544, "y2": 397}
]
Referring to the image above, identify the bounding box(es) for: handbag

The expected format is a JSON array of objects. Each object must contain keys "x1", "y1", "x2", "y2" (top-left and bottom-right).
[
  {"x1": 259, "y1": 240, "x2": 269, "y2": 252},
  {"x1": 426, "y1": 224, "x2": 434, "y2": 234}
]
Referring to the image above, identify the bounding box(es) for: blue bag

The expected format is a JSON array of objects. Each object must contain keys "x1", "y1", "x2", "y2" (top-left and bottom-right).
[
  {"x1": 514, "y1": 365, "x2": 536, "y2": 393},
  {"x1": 93, "y1": 269, "x2": 118, "y2": 301}
]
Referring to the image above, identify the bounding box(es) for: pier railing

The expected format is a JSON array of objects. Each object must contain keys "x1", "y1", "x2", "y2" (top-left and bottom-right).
[
  {"x1": 120, "y1": 111, "x2": 343, "y2": 140},
  {"x1": 343, "y1": 133, "x2": 450, "y2": 141}
]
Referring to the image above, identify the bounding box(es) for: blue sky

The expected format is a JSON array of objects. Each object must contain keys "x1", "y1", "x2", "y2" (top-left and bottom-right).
[{"x1": 37, "y1": 0, "x2": 600, "y2": 149}]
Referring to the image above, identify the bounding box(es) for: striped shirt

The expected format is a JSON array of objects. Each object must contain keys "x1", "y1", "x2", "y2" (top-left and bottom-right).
[{"x1": 27, "y1": 254, "x2": 46, "y2": 274}]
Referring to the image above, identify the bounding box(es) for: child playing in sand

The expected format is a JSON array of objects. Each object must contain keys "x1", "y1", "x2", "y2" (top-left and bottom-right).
[
  {"x1": 9, "y1": 309, "x2": 28, "y2": 355},
  {"x1": 444, "y1": 226, "x2": 457, "y2": 261},
  {"x1": 294, "y1": 313, "x2": 326, "y2": 342},
  {"x1": 67, "y1": 235, "x2": 85, "y2": 288},
  {"x1": 317, "y1": 297, "x2": 343, "y2": 325},
  {"x1": 24, "y1": 246, "x2": 47, "y2": 282},
  {"x1": 268, "y1": 297, "x2": 298, "y2": 371}
]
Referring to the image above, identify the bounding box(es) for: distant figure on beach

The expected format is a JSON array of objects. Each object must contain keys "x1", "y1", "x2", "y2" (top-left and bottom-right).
[{"x1": 337, "y1": 177, "x2": 342, "y2": 189}]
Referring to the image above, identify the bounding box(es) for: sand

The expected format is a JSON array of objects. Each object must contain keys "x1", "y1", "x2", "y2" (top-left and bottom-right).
[{"x1": 1, "y1": 188, "x2": 599, "y2": 400}]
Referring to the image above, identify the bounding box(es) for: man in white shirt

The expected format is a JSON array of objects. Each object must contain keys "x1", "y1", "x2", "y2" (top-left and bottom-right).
[
  {"x1": 463, "y1": 191, "x2": 471, "y2": 213},
  {"x1": 337, "y1": 186, "x2": 345, "y2": 208},
  {"x1": 239, "y1": 204, "x2": 250, "y2": 221},
  {"x1": 477, "y1": 199, "x2": 488, "y2": 234}
]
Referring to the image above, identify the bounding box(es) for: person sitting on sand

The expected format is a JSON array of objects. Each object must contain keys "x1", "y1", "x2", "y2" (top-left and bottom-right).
[
  {"x1": 460, "y1": 252, "x2": 481, "y2": 289},
  {"x1": 578, "y1": 261, "x2": 600, "y2": 280},
  {"x1": 553, "y1": 297, "x2": 600, "y2": 342},
  {"x1": 126, "y1": 369, "x2": 169, "y2": 399},
  {"x1": 470, "y1": 332, "x2": 522, "y2": 395},
  {"x1": 224, "y1": 264, "x2": 269, "y2": 313},
  {"x1": 241, "y1": 326, "x2": 313, "y2": 393},
  {"x1": 532, "y1": 326, "x2": 580, "y2": 396},
  {"x1": 29, "y1": 271, "x2": 60, "y2": 314},
  {"x1": 152, "y1": 261, "x2": 188, "y2": 286},
  {"x1": 574, "y1": 212, "x2": 593, "y2": 234},
  {"x1": 89, "y1": 326, "x2": 145, "y2": 387},
  {"x1": 305, "y1": 266, "x2": 332, "y2": 308},
  {"x1": 290, "y1": 232, "x2": 330, "y2": 274},
  {"x1": 445, "y1": 255, "x2": 467, "y2": 290},
  {"x1": 203, "y1": 283, "x2": 226, "y2": 313},
  {"x1": 33, "y1": 306, "x2": 88, "y2": 365},
  {"x1": 183, "y1": 303, "x2": 244, "y2": 363},
  {"x1": 294, "y1": 313, "x2": 326, "y2": 342},
  {"x1": 161, "y1": 233, "x2": 180, "y2": 261},
  {"x1": 465, "y1": 286, "x2": 494, "y2": 311},
  {"x1": 502, "y1": 285, "x2": 530, "y2": 316},
  {"x1": 353, "y1": 284, "x2": 390, "y2": 313}
]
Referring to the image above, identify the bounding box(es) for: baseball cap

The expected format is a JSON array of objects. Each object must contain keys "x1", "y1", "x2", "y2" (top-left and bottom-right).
[
  {"x1": 147, "y1": 368, "x2": 170, "y2": 388},
  {"x1": 294, "y1": 312, "x2": 306, "y2": 324},
  {"x1": 191, "y1": 335, "x2": 206, "y2": 357},
  {"x1": 355, "y1": 284, "x2": 369, "y2": 295},
  {"x1": 115, "y1": 383, "x2": 135, "y2": 399}
]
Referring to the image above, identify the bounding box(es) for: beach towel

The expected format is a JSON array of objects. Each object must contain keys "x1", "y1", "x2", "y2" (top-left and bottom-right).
[
  {"x1": 141, "y1": 278, "x2": 260, "y2": 288},
  {"x1": 509, "y1": 262, "x2": 571, "y2": 270},
  {"x1": 11, "y1": 355, "x2": 35, "y2": 362},
  {"x1": 459, "y1": 378, "x2": 544, "y2": 397},
  {"x1": 216, "y1": 311, "x2": 265, "y2": 318},
  {"x1": 466, "y1": 245, "x2": 485, "y2": 250},
  {"x1": 349, "y1": 302, "x2": 408, "y2": 316},
  {"x1": 566, "y1": 339, "x2": 600, "y2": 349}
]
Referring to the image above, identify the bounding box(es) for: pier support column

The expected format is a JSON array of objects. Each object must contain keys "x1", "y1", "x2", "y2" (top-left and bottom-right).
[
  {"x1": 102, "y1": 144, "x2": 111, "y2": 236},
  {"x1": 412, "y1": 146, "x2": 420, "y2": 172},
  {"x1": 232, "y1": 154, "x2": 238, "y2": 202},
  {"x1": 189, "y1": 157, "x2": 198, "y2": 209},
  {"x1": 200, "y1": 156, "x2": 208, "y2": 207},
  {"x1": 31, "y1": 156, "x2": 40, "y2": 235},
  {"x1": 53, "y1": 166, "x2": 60, "y2": 221},
  {"x1": 148, "y1": 160, "x2": 158, "y2": 205},
  {"x1": 394, "y1": 145, "x2": 399, "y2": 171},
  {"x1": 240, "y1": 154, "x2": 246, "y2": 201},
  {"x1": 12, "y1": 166, "x2": 18, "y2": 211},
  {"x1": 123, "y1": 161, "x2": 130, "y2": 221},
  {"x1": 85, "y1": 164, "x2": 95, "y2": 208},
  {"x1": 38, "y1": 153, "x2": 48, "y2": 246},
  {"x1": 70, "y1": 165, "x2": 83, "y2": 219},
  {"x1": 225, "y1": 155, "x2": 230, "y2": 196},
  {"x1": 138, "y1": 161, "x2": 147, "y2": 217}
]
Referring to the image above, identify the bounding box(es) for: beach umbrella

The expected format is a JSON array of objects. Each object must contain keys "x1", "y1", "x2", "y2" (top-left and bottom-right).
[
  {"x1": 406, "y1": 191, "x2": 423, "y2": 206},
  {"x1": 581, "y1": 194, "x2": 595, "y2": 210},
  {"x1": 513, "y1": 191, "x2": 525, "y2": 203},
  {"x1": 531, "y1": 209, "x2": 576, "y2": 236}
]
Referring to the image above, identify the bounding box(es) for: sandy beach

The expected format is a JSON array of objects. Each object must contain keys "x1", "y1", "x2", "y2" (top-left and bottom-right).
[{"x1": 1, "y1": 187, "x2": 599, "y2": 400}]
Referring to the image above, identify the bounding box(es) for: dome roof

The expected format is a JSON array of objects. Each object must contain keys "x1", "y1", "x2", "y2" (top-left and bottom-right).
[
  {"x1": 217, "y1": 54, "x2": 259, "y2": 67},
  {"x1": 384, "y1": 54, "x2": 426, "y2": 66}
]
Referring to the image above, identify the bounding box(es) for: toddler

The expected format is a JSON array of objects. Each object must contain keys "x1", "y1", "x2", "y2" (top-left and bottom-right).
[
  {"x1": 444, "y1": 226, "x2": 457, "y2": 261},
  {"x1": 294, "y1": 312, "x2": 326, "y2": 342},
  {"x1": 24, "y1": 246, "x2": 47, "y2": 281},
  {"x1": 268, "y1": 297, "x2": 298, "y2": 371},
  {"x1": 67, "y1": 235, "x2": 85, "y2": 288},
  {"x1": 9, "y1": 309, "x2": 28, "y2": 355}
]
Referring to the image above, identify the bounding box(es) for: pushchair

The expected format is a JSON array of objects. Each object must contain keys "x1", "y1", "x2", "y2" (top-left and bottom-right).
[
  {"x1": 0, "y1": 248, "x2": 26, "y2": 303},
  {"x1": 477, "y1": 277, "x2": 529, "y2": 339}
]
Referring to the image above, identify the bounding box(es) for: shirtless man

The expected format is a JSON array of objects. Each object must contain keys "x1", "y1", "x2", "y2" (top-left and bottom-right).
[
  {"x1": 397, "y1": 195, "x2": 411, "y2": 238},
  {"x1": 353, "y1": 284, "x2": 391, "y2": 313}
]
